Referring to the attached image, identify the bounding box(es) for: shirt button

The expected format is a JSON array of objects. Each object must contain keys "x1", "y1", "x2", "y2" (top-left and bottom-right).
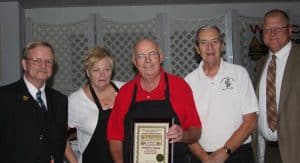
[{"x1": 147, "y1": 96, "x2": 150, "y2": 99}]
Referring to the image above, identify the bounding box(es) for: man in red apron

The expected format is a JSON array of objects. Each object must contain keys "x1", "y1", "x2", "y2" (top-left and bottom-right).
[{"x1": 107, "y1": 38, "x2": 202, "y2": 163}]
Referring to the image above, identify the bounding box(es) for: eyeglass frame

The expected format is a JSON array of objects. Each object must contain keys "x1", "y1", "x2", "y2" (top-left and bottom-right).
[
  {"x1": 24, "y1": 57, "x2": 55, "y2": 66},
  {"x1": 134, "y1": 51, "x2": 160, "y2": 61},
  {"x1": 262, "y1": 25, "x2": 290, "y2": 33},
  {"x1": 198, "y1": 38, "x2": 222, "y2": 47}
]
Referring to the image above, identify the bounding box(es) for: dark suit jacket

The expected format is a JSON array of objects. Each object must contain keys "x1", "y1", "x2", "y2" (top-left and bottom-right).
[
  {"x1": 0, "y1": 78, "x2": 68, "y2": 163},
  {"x1": 255, "y1": 43, "x2": 300, "y2": 163}
]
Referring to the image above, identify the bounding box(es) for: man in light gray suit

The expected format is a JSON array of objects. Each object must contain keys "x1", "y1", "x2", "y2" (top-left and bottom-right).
[{"x1": 256, "y1": 9, "x2": 300, "y2": 163}]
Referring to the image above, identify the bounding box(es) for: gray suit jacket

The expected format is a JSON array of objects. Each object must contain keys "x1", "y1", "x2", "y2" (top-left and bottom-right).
[{"x1": 255, "y1": 43, "x2": 300, "y2": 163}]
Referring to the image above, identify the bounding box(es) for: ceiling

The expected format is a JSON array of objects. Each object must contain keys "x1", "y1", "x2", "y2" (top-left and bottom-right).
[{"x1": 1, "y1": 0, "x2": 298, "y2": 9}]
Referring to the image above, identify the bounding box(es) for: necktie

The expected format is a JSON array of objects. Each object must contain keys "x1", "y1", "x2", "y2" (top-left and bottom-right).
[
  {"x1": 36, "y1": 90, "x2": 47, "y2": 111},
  {"x1": 266, "y1": 55, "x2": 277, "y2": 132}
]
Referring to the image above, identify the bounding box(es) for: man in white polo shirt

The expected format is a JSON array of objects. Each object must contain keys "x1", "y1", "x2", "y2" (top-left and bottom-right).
[{"x1": 185, "y1": 25, "x2": 258, "y2": 163}]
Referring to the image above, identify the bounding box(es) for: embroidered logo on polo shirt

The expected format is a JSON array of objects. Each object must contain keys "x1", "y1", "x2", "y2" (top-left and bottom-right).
[{"x1": 220, "y1": 77, "x2": 235, "y2": 90}]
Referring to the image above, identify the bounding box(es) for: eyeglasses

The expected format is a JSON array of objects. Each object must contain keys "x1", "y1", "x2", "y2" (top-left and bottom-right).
[
  {"x1": 199, "y1": 39, "x2": 221, "y2": 47},
  {"x1": 135, "y1": 51, "x2": 160, "y2": 61},
  {"x1": 262, "y1": 25, "x2": 289, "y2": 33},
  {"x1": 25, "y1": 58, "x2": 54, "y2": 66}
]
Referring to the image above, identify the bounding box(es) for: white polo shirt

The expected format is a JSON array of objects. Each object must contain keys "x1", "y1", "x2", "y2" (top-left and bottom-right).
[{"x1": 185, "y1": 60, "x2": 258, "y2": 152}]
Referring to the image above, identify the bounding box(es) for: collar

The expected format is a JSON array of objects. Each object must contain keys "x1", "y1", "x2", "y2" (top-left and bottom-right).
[
  {"x1": 199, "y1": 59, "x2": 224, "y2": 79},
  {"x1": 23, "y1": 75, "x2": 46, "y2": 98},
  {"x1": 269, "y1": 41, "x2": 291, "y2": 60},
  {"x1": 136, "y1": 68, "x2": 165, "y2": 93}
]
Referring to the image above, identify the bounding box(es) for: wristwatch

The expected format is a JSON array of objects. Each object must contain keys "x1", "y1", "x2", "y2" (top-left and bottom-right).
[{"x1": 223, "y1": 146, "x2": 232, "y2": 155}]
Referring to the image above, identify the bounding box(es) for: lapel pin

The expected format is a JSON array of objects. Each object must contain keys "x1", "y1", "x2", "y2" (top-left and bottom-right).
[{"x1": 23, "y1": 95, "x2": 29, "y2": 101}]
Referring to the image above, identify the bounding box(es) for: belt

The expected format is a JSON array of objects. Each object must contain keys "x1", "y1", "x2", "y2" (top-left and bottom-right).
[
  {"x1": 266, "y1": 141, "x2": 279, "y2": 147},
  {"x1": 234, "y1": 143, "x2": 252, "y2": 152}
]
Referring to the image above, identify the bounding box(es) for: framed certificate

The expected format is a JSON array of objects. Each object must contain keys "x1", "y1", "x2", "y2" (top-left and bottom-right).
[{"x1": 130, "y1": 118, "x2": 173, "y2": 163}]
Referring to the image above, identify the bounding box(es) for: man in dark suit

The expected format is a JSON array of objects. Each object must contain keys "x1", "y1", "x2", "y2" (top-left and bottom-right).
[
  {"x1": 0, "y1": 41, "x2": 68, "y2": 163},
  {"x1": 256, "y1": 9, "x2": 300, "y2": 163}
]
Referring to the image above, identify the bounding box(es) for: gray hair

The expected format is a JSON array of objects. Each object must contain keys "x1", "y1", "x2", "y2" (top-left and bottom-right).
[
  {"x1": 22, "y1": 41, "x2": 55, "y2": 58},
  {"x1": 195, "y1": 25, "x2": 225, "y2": 46},
  {"x1": 132, "y1": 38, "x2": 161, "y2": 57}
]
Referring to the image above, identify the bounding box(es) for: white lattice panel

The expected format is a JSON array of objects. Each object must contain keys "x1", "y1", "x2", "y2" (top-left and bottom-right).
[
  {"x1": 101, "y1": 18, "x2": 159, "y2": 82},
  {"x1": 169, "y1": 16, "x2": 225, "y2": 77},
  {"x1": 28, "y1": 14, "x2": 229, "y2": 95},
  {"x1": 291, "y1": 16, "x2": 300, "y2": 44},
  {"x1": 238, "y1": 15, "x2": 265, "y2": 82},
  {"x1": 32, "y1": 20, "x2": 90, "y2": 95}
]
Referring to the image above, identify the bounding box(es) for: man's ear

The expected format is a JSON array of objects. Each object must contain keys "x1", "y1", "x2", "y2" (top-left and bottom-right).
[
  {"x1": 21, "y1": 58, "x2": 27, "y2": 71},
  {"x1": 288, "y1": 25, "x2": 293, "y2": 37},
  {"x1": 158, "y1": 49, "x2": 164, "y2": 64},
  {"x1": 132, "y1": 55, "x2": 137, "y2": 67},
  {"x1": 195, "y1": 45, "x2": 201, "y2": 55},
  {"x1": 221, "y1": 44, "x2": 225, "y2": 53},
  {"x1": 159, "y1": 54, "x2": 164, "y2": 64}
]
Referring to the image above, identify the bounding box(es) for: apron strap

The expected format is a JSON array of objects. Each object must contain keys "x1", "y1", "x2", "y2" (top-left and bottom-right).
[
  {"x1": 89, "y1": 84, "x2": 104, "y2": 112},
  {"x1": 110, "y1": 81, "x2": 120, "y2": 92},
  {"x1": 89, "y1": 81, "x2": 119, "y2": 112},
  {"x1": 164, "y1": 73, "x2": 170, "y2": 101}
]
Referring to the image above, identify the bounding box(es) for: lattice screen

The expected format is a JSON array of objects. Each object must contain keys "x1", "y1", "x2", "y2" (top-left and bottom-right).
[
  {"x1": 291, "y1": 16, "x2": 300, "y2": 43},
  {"x1": 27, "y1": 14, "x2": 229, "y2": 95},
  {"x1": 100, "y1": 18, "x2": 159, "y2": 82},
  {"x1": 169, "y1": 16, "x2": 225, "y2": 77},
  {"x1": 31, "y1": 20, "x2": 90, "y2": 95},
  {"x1": 238, "y1": 15, "x2": 265, "y2": 82}
]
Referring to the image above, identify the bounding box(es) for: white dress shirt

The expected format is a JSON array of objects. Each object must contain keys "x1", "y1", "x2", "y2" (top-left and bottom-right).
[
  {"x1": 23, "y1": 76, "x2": 47, "y2": 108},
  {"x1": 258, "y1": 41, "x2": 291, "y2": 141}
]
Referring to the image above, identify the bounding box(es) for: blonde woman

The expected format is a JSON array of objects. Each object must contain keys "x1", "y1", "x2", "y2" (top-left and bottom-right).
[{"x1": 65, "y1": 47, "x2": 124, "y2": 163}]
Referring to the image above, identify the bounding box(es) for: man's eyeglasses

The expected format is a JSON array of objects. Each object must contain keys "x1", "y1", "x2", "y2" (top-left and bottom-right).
[
  {"x1": 262, "y1": 25, "x2": 289, "y2": 33},
  {"x1": 135, "y1": 51, "x2": 160, "y2": 61},
  {"x1": 199, "y1": 39, "x2": 221, "y2": 47},
  {"x1": 25, "y1": 58, "x2": 54, "y2": 66}
]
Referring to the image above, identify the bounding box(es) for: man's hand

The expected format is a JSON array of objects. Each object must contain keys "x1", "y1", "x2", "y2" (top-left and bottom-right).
[
  {"x1": 167, "y1": 124, "x2": 183, "y2": 143},
  {"x1": 207, "y1": 147, "x2": 229, "y2": 163}
]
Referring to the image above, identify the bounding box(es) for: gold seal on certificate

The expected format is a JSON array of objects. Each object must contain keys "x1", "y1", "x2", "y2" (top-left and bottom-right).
[
  {"x1": 132, "y1": 119, "x2": 171, "y2": 163},
  {"x1": 156, "y1": 153, "x2": 164, "y2": 162}
]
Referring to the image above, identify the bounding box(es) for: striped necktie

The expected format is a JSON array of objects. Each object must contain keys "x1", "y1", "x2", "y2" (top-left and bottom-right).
[
  {"x1": 266, "y1": 55, "x2": 277, "y2": 132},
  {"x1": 36, "y1": 90, "x2": 47, "y2": 111}
]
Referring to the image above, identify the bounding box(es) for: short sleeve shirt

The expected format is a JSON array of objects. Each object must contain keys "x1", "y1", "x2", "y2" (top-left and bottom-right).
[
  {"x1": 107, "y1": 70, "x2": 201, "y2": 141},
  {"x1": 185, "y1": 60, "x2": 258, "y2": 152}
]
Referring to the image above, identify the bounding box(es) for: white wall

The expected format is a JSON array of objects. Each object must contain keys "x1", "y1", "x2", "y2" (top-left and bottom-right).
[
  {"x1": 25, "y1": 2, "x2": 300, "y2": 24},
  {"x1": 0, "y1": 2, "x2": 24, "y2": 86}
]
